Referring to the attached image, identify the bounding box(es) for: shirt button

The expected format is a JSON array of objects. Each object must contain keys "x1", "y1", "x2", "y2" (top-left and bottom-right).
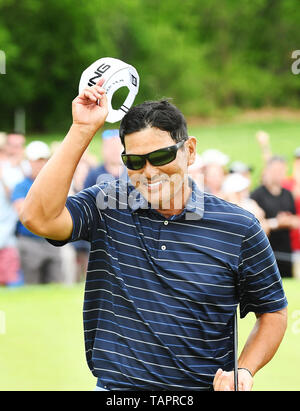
[
  {"x1": 164, "y1": 220, "x2": 169, "y2": 225},
  {"x1": 161, "y1": 245, "x2": 167, "y2": 251}
]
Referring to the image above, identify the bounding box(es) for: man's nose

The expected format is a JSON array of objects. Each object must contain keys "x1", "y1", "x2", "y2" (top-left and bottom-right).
[{"x1": 142, "y1": 160, "x2": 159, "y2": 179}]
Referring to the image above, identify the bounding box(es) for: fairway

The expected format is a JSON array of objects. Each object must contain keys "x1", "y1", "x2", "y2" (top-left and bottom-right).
[{"x1": 0, "y1": 279, "x2": 299, "y2": 391}]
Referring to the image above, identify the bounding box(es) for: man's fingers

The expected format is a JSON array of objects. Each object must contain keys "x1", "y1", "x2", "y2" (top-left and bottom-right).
[
  {"x1": 96, "y1": 77, "x2": 105, "y2": 87},
  {"x1": 213, "y1": 370, "x2": 234, "y2": 391},
  {"x1": 83, "y1": 89, "x2": 98, "y2": 102},
  {"x1": 213, "y1": 368, "x2": 223, "y2": 390}
]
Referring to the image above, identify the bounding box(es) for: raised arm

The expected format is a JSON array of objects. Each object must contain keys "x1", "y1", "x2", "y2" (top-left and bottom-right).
[{"x1": 20, "y1": 79, "x2": 108, "y2": 241}]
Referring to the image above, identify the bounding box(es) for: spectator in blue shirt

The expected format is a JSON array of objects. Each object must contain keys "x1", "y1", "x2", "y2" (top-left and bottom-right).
[
  {"x1": 83, "y1": 129, "x2": 126, "y2": 189},
  {"x1": 20, "y1": 79, "x2": 287, "y2": 391},
  {"x1": 12, "y1": 141, "x2": 62, "y2": 284}
]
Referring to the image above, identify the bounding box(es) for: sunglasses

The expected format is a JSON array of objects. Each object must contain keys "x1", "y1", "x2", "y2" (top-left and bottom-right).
[{"x1": 121, "y1": 140, "x2": 186, "y2": 170}]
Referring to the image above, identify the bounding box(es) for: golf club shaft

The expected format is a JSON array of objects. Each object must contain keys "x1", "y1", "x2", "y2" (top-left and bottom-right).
[{"x1": 233, "y1": 310, "x2": 238, "y2": 391}]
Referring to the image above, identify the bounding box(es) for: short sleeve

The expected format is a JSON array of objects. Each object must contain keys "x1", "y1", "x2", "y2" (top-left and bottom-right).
[
  {"x1": 238, "y1": 217, "x2": 288, "y2": 318},
  {"x1": 47, "y1": 186, "x2": 104, "y2": 247}
]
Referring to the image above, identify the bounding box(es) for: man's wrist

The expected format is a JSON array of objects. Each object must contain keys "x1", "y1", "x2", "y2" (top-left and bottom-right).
[
  {"x1": 238, "y1": 367, "x2": 253, "y2": 378},
  {"x1": 70, "y1": 123, "x2": 99, "y2": 140}
]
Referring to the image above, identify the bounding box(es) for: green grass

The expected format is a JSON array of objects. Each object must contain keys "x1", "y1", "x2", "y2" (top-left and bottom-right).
[
  {"x1": 0, "y1": 284, "x2": 96, "y2": 391},
  {"x1": 0, "y1": 280, "x2": 299, "y2": 391}
]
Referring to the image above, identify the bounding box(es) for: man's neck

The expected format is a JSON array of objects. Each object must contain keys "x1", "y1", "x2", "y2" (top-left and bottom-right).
[
  {"x1": 155, "y1": 183, "x2": 192, "y2": 218},
  {"x1": 264, "y1": 182, "x2": 282, "y2": 196}
]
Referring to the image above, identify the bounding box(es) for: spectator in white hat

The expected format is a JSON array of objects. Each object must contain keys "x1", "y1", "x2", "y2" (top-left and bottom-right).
[
  {"x1": 11, "y1": 141, "x2": 64, "y2": 285},
  {"x1": 201, "y1": 149, "x2": 229, "y2": 198},
  {"x1": 222, "y1": 172, "x2": 269, "y2": 234}
]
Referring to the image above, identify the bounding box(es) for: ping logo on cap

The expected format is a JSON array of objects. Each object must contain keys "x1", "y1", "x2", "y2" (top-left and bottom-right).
[
  {"x1": 79, "y1": 57, "x2": 140, "y2": 123},
  {"x1": 87, "y1": 63, "x2": 111, "y2": 87}
]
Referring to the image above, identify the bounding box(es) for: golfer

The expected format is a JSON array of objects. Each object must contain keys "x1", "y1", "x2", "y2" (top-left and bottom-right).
[{"x1": 20, "y1": 79, "x2": 287, "y2": 391}]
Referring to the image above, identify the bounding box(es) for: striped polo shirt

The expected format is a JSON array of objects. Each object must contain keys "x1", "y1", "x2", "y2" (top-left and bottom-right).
[{"x1": 49, "y1": 178, "x2": 287, "y2": 390}]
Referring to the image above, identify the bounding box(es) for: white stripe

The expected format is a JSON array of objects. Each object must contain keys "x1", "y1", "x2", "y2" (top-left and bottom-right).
[
  {"x1": 241, "y1": 243, "x2": 271, "y2": 263},
  {"x1": 126, "y1": 283, "x2": 237, "y2": 307},
  {"x1": 205, "y1": 210, "x2": 252, "y2": 220},
  {"x1": 242, "y1": 226, "x2": 262, "y2": 243},
  {"x1": 247, "y1": 279, "x2": 282, "y2": 293},
  {"x1": 85, "y1": 327, "x2": 170, "y2": 350},
  {"x1": 144, "y1": 235, "x2": 239, "y2": 258},
  {"x1": 138, "y1": 215, "x2": 244, "y2": 237},
  {"x1": 93, "y1": 347, "x2": 210, "y2": 377},
  {"x1": 178, "y1": 350, "x2": 233, "y2": 360},
  {"x1": 85, "y1": 287, "x2": 133, "y2": 304},
  {"x1": 83, "y1": 307, "x2": 147, "y2": 326},
  {"x1": 105, "y1": 213, "x2": 136, "y2": 228},
  {"x1": 93, "y1": 368, "x2": 211, "y2": 389}
]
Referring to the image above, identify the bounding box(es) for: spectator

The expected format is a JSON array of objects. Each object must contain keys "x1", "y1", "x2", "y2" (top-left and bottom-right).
[
  {"x1": 201, "y1": 149, "x2": 228, "y2": 198},
  {"x1": 188, "y1": 152, "x2": 204, "y2": 189},
  {"x1": 229, "y1": 161, "x2": 253, "y2": 182},
  {"x1": 282, "y1": 147, "x2": 300, "y2": 279},
  {"x1": 11, "y1": 141, "x2": 63, "y2": 284},
  {"x1": 0, "y1": 161, "x2": 20, "y2": 286},
  {"x1": 251, "y1": 156, "x2": 300, "y2": 278},
  {"x1": 83, "y1": 129, "x2": 126, "y2": 189},
  {"x1": 1, "y1": 132, "x2": 31, "y2": 190},
  {"x1": 256, "y1": 130, "x2": 272, "y2": 164},
  {"x1": 222, "y1": 172, "x2": 270, "y2": 236},
  {"x1": 0, "y1": 132, "x2": 7, "y2": 162}
]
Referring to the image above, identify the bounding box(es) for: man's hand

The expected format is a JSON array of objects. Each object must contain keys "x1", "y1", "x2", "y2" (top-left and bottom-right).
[
  {"x1": 72, "y1": 78, "x2": 108, "y2": 135},
  {"x1": 213, "y1": 368, "x2": 253, "y2": 391},
  {"x1": 277, "y1": 212, "x2": 300, "y2": 230}
]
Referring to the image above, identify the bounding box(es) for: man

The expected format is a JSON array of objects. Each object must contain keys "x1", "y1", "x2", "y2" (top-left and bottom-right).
[
  {"x1": 1, "y1": 133, "x2": 31, "y2": 188},
  {"x1": 20, "y1": 79, "x2": 287, "y2": 391},
  {"x1": 12, "y1": 141, "x2": 63, "y2": 284},
  {"x1": 0, "y1": 159, "x2": 20, "y2": 286},
  {"x1": 251, "y1": 156, "x2": 300, "y2": 278}
]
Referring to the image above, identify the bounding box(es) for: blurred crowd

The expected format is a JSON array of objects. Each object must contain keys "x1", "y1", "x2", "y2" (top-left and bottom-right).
[
  {"x1": 0, "y1": 129, "x2": 124, "y2": 286},
  {"x1": 189, "y1": 130, "x2": 300, "y2": 279},
  {"x1": 0, "y1": 128, "x2": 300, "y2": 287}
]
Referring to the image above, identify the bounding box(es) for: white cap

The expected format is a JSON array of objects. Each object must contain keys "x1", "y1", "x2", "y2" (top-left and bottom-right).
[
  {"x1": 25, "y1": 141, "x2": 51, "y2": 161},
  {"x1": 201, "y1": 149, "x2": 229, "y2": 166},
  {"x1": 222, "y1": 173, "x2": 250, "y2": 194},
  {"x1": 79, "y1": 57, "x2": 139, "y2": 123}
]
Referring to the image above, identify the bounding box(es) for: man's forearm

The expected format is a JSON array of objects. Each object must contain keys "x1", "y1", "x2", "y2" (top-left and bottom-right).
[
  {"x1": 238, "y1": 308, "x2": 287, "y2": 376},
  {"x1": 20, "y1": 124, "x2": 95, "y2": 233}
]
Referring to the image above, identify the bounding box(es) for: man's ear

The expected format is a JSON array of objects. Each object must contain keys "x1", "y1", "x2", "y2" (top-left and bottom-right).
[{"x1": 186, "y1": 136, "x2": 197, "y2": 166}]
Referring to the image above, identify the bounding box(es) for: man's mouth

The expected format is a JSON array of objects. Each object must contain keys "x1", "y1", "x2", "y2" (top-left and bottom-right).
[{"x1": 144, "y1": 179, "x2": 166, "y2": 191}]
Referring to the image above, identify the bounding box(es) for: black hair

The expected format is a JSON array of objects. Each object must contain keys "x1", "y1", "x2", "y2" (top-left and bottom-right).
[{"x1": 119, "y1": 99, "x2": 188, "y2": 148}]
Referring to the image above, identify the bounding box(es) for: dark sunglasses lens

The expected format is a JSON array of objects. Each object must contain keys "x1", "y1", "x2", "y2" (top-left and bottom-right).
[
  {"x1": 122, "y1": 155, "x2": 145, "y2": 170},
  {"x1": 149, "y1": 149, "x2": 176, "y2": 166}
]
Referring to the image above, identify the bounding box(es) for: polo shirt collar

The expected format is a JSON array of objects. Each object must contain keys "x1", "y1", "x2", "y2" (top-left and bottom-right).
[{"x1": 127, "y1": 177, "x2": 204, "y2": 220}]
